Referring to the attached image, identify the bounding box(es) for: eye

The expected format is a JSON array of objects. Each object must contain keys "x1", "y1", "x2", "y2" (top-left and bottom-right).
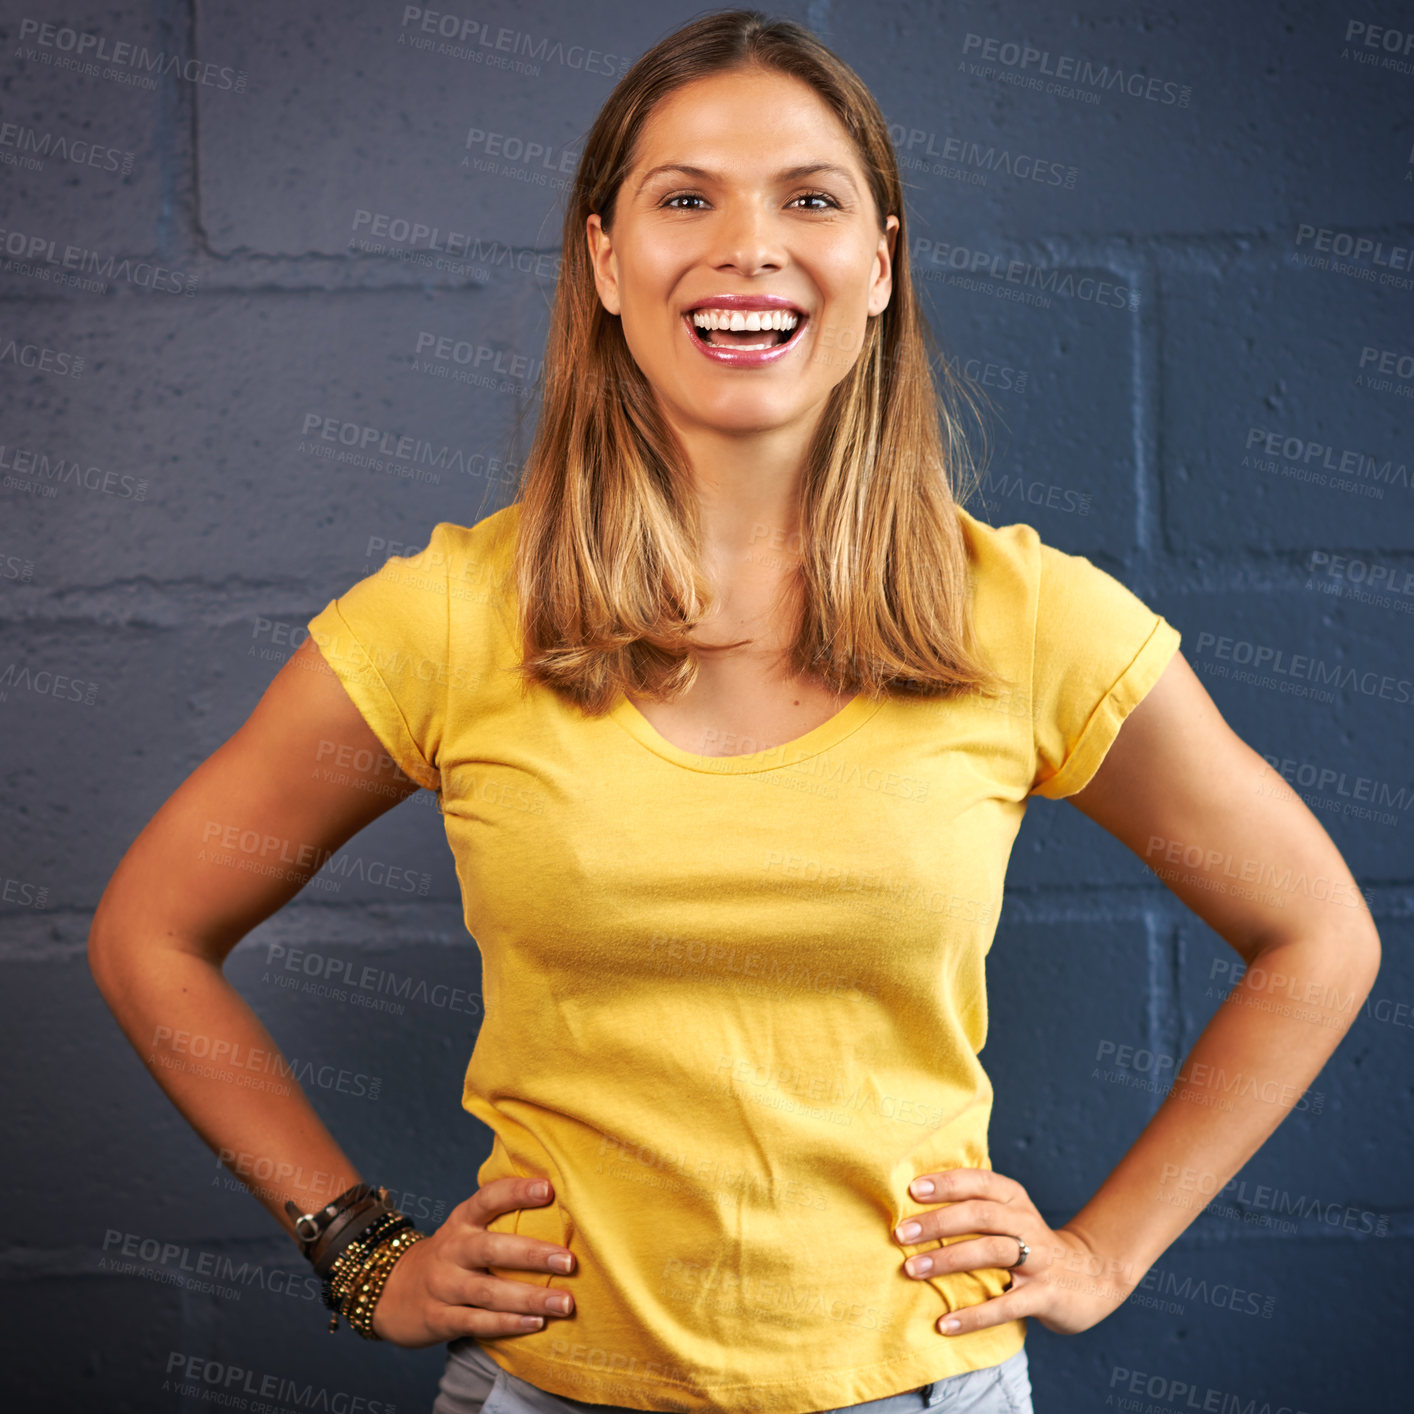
[{"x1": 657, "y1": 190, "x2": 842, "y2": 211}]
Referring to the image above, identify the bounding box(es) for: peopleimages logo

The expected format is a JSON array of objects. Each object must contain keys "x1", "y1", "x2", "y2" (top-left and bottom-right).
[
  {"x1": 1193, "y1": 631, "x2": 1414, "y2": 708},
  {"x1": 162, "y1": 1352, "x2": 394, "y2": 1412},
  {"x1": 959, "y1": 32, "x2": 1191, "y2": 106},
  {"x1": 397, "y1": 7, "x2": 631, "y2": 78},
  {"x1": 1339, "y1": 20, "x2": 1414, "y2": 76},
  {"x1": 1108, "y1": 1365, "x2": 1310, "y2": 1414},
  {"x1": 1243, "y1": 425, "x2": 1411, "y2": 495},
  {"x1": 15, "y1": 17, "x2": 248, "y2": 91},
  {"x1": 889, "y1": 124, "x2": 1078, "y2": 189},
  {"x1": 911, "y1": 238, "x2": 1135, "y2": 310},
  {"x1": 0, "y1": 222, "x2": 197, "y2": 295},
  {"x1": 0, "y1": 119, "x2": 134, "y2": 176},
  {"x1": 1291, "y1": 225, "x2": 1414, "y2": 290}
]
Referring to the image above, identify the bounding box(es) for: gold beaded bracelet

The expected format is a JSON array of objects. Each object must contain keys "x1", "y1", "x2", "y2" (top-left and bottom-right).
[
  {"x1": 329, "y1": 1233, "x2": 409, "y2": 1335},
  {"x1": 330, "y1": 1228, "x2": 427, "y2": 1338},
  {"x1": 324, "y1": 1216, "x2": 411, "y2": 1321},
  {"x1": 325, "y1": 1210, "x2": 410, "y2": 1298}
]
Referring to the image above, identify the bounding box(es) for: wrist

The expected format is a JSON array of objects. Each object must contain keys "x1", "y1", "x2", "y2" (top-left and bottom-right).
[
  {"x1": 326, "y1": 1224, "x2": 426, "y2": 1339},
  {"x1": 285, "y1": 1180, "x2": 426, "y2": 1338},
  {"x1": 286, "y1": 1180, "x2": 383, "y2": 1273},
  {"x1": 1052, "y1": 1222, "x2": 1146, "y2": 1307}
]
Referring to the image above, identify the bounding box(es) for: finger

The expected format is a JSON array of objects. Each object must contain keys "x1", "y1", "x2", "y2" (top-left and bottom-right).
[
  {"x1": 895, "y1": 1197, "x2": 1025, "y2": 1245},
  {"x1": 440, "y1": 1305, "x2": 555, "y2": 1341},
  {"x1": 440, "y1": 1267, "x2": 575, "y2": 1324},
  {"x1": 455, "y1": 1229, "x2": 575, "y2": 1278},
  {"x1": 935, "y1": 1285, "x2": 1037, "y2": 1337},
  {"x1": 427, "y1": 1300, "x2": 555, "y2": 1343},
  {"x1": 901, "y1": 1233, "x2": 1028, "y2": 1280},
  {"x1": 459, "y1": 1176, "x2": 554, "y2": 1227},
  {"x1": 907, "y1": 1167, "x2": 1025, "y2": 1205}
]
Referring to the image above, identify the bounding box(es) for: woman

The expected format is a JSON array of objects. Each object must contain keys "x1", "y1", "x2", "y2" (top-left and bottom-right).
[{"x1": 88, "y1": 10, "x2": 1380, "y2": 1414}]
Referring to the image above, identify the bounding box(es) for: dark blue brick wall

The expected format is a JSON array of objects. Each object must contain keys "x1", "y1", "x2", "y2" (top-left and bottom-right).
[{"x1": 2, "y1": 1, "x2": 1408, "y2": 1409}]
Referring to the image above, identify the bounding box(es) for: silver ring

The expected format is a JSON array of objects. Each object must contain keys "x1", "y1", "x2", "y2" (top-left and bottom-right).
[{"x1": 1007, "y1": 1235, "x2": 1030, "y2": 1268}]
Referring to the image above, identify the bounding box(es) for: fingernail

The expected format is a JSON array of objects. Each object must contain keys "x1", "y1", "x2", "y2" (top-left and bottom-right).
[
  {"x1": 520, "y1": 1315, "x2": 544, "y2": 1329},
  {"x1": 906, "y1": 1255, "x2": 933, "y2": 1276},
  {"x1": 912, "y1": 1179, "x2": 934, "y2": 1197},
  {"x1": 530, "y1": 1180, "x2": 549, "y2": 1199},
  {"x1": 940, "y1": 1317, "x2": 961, "y2": 1334},
  {"x1": 896, "y1": 1220, "x2": 922, "y2": 1241},
  {"x1": 549, "y1": 1253, "x2": 573, "y2": 1272},
  {"x1": 549, "y1": 1293, "x2": 572, "y2": 1314}
]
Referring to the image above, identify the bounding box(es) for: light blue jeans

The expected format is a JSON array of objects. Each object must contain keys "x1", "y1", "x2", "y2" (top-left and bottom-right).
[{"x1": 432, "y1": 1338, "x2": 1033, "y2": 1414}]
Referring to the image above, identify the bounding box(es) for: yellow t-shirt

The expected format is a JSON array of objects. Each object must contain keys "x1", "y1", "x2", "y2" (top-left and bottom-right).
[{"x1": 305, "y1": 500, "x2": 1181, "y2": 1413}]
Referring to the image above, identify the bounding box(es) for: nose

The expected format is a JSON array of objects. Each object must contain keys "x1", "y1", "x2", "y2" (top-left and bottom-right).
[{"x1": 710, "y1": 197, "x2": 785, "y2": 277}]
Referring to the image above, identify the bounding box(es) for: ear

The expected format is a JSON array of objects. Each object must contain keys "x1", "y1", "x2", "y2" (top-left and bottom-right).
[
  {"x1": 586, "y1": 213, "x2": 621, "y2": 316},
  {"x1": 869, "y1": 214, "x2": 899, "y2": 317}
]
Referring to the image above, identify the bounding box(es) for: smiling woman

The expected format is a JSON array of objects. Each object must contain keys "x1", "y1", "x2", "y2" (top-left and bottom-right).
[
  {"x1": 88, "y1": 9, "x2": 1380, "y2": 1414},
  {"x1": 583, "y1": 76, "x2": 901, "y2": 413},
  {"x1": 512, "y1": 20, "x2": 1006, "y2": 737}
]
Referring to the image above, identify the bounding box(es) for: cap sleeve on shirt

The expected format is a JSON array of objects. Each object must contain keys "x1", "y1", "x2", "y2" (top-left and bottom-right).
[
  {"x1": 1028, "y1": 540, "x2": 1181, "y2": 800},
  {"x1": 305, "y1": 524, "x2": 457, "y2": 793}
]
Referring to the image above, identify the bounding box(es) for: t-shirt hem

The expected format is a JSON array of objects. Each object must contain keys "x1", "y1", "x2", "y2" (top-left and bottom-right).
[
  {"x1": 475, "y1": 1320, "x2": 1026, "y2": 1413},
  {"x1": 1031, "y1": 616, "x2": 1181, "y2": 800},
  {"x1": 305, "y1": 600, "x2": 441, "y2": 793}
]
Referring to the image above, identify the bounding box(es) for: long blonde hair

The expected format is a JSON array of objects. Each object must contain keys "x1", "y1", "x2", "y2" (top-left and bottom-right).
[{"x1": 506, "y1": 8, "x2": 1009, "y2": 715}]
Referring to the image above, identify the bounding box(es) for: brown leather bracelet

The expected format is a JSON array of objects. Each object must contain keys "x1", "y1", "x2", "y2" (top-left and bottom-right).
[
  {"x1": 310, "y1": 1197, "x2": 399, "y2": 1280},
  {"x1": 286, "y1": 1183, "x2": 385, "y2": 1266}
]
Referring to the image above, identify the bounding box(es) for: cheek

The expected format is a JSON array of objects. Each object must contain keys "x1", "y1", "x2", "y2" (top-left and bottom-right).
[
  {"x1": 810, "y1": 304, "x2": 873, "y2": 374},
  {"x1": 615, "y1": 301, "x2": 668, "y2": 361},
  {"x1": 615, "y1": 270, "x2": 678, "y2": 353},
  {"x1": 813, "y1": 264, "x2": 879, "y2": 346}
]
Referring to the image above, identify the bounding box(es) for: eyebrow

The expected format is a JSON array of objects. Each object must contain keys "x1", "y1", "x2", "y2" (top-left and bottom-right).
[{"x1": 634, "y1": 161, "x2": 861, "y2": 197}]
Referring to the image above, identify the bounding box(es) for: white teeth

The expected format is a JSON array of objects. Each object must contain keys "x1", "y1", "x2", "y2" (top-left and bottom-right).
[{"x1": 690, "y1": 308, "x2": 800, "y2": 331}]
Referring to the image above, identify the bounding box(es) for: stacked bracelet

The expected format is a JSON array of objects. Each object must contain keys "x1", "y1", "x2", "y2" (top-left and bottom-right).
[
  {"x1": 328, "y1": 1227, "x2": 427, "y2": 1338},
  {"x1": 286, "y1": 1182, "x2": 425, "y2": 1338},
  {"x1": 323, "y1": 1210, "x2": 412, "y2": 1316}
]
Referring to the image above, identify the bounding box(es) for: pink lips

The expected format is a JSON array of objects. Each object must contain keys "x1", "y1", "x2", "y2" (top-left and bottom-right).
[{"x1": 683, "y1": 295, "x2": 809, "y2": 368}]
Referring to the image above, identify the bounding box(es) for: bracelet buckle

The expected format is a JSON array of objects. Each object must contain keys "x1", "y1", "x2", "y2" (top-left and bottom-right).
[
  {"x1": 292, "y1": 1211, "x2": 325, "y2": 1242},
  {"x1": 285, "y1": 1182, "x2": 385, "y2": 1252}
]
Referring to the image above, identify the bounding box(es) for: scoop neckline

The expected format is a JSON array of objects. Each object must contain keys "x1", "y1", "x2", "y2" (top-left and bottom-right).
[{"x1": 608, "y1": 688, "x2": 885, "y2": 775}]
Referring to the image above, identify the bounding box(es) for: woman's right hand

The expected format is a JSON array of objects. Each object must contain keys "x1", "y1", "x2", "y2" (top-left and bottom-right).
[{"x1": 371, "y1": 1176, "x2": 576, "y2": 1347}]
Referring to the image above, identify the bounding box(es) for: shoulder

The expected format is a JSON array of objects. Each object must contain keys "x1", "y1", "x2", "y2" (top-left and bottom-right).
[
  {"x1": 323, "y1": 505, "x2": 519, "y2": 637},
  {"x1": 406, "y1": 502, "x2": 519, "y2": 601},
  {"x1": 952, "y1": 505, "x2": 1173, "y2": 697},
  {"x1": 955, "y1": 502, "x2": 1155, "y2": 630},
  {"x1": 422, "y1": 501, "x2": 518, "y2": 566},
  {"x1": 952, "y1": 502, "x2": 1043, "y2": 644},
  {"x1": 954, "y1": 502, "x2": 1041, "y2": 581}
]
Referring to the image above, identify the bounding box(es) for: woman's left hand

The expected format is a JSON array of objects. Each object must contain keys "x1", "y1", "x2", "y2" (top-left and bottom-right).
[{"x1": 893, "y1": 1167, "x2": 1137, "y2": 1337}]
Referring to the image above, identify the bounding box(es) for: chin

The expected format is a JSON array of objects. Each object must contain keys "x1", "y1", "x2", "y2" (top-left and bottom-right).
[
  {"x1": 684, "y1": 379, "x2": 810, "y2": 412},
  {"x1": 691, "y1": 399, "x2": 804, "y2": 434}
]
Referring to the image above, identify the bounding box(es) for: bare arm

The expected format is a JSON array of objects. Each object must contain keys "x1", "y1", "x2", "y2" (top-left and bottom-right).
[
  {"x1": 895, "y1": 650, "x2": 1381, "y2": 1334},
  {"x1": 89, "y1": 634, "x2": 579, "y2": 1345},
  {"x1": 1054, "y1": 649, "x2": 1380, "y2": 1292},
  {"x1": 87, "y1": 635, "x2": 423, "y2": 1237}
]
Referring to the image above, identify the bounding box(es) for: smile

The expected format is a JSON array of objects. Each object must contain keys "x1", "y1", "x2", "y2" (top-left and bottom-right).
[{"x1": 682, "y1": 306, "x2": 810, "y2": 367}]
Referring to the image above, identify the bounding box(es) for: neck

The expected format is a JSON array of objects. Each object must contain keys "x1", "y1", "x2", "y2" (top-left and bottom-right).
[{"x1": 675, "y1": 428, "x2": 813, "y2": 572}]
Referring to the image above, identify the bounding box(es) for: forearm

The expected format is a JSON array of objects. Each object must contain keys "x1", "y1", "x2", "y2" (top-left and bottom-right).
[
  {"x1": 1061, "y1": 923, "x2": 1380, "y2": 1293},
  {"x1": 91, "y1": 936, "x2": 364, "y2": 1241}
]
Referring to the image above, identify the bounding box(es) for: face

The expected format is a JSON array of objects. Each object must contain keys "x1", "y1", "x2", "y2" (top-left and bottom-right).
[{"x1": 586, "y1": 64, "x2": 898, "y2": 437}]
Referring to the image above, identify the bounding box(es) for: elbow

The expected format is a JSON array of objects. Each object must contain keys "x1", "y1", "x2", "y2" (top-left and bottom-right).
[
  {"x1": 1248, "y1": 904, "x2": 1382, "y2": 1005},
  {"x1": 87, "y1": 889, "x2": 142, "y2": 1005},
  {"x1": 1335, "y1": 889, "x2": 1383, "y2": 999},
  {"x1": 87, "y1": 899, "x2": 122, "y2": 1003},
  {"x1": 1348, "y1": 913, "x2": 1383, "y2": 1001},
  {"x1": 1288, "y1": 912, "x2": 1381, "y2": 1003}
]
